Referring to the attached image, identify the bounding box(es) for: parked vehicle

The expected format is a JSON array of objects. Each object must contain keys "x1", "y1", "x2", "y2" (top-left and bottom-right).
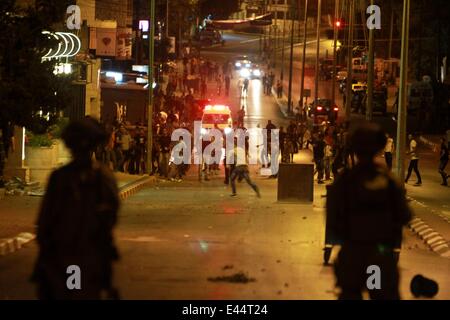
[
  {"x1": 194, "y1": 28, "x2": 224, "y2": 47},
  {"x1": 336, "y1": 70, "x2": 348, "y2": 82},
  {"x1": 352, "y1": 82, "x2": 367, "y2": 93},
  {"x1": 307, "y1": 98, "x2": 339, "y2": 124}
]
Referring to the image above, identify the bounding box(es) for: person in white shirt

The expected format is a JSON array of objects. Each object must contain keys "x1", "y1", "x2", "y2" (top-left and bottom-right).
[
  {"x1": 324, "y1": 142, "x2": 334, "y2": 180},
  {"x1": 405, "y1": 134, "x2": 422, "y2": 186},
  {"x1": 119, "y1": 127, "x2": 131, "y2": 172},
  {"x1": 227, "y1": 144, "x2": 260, "y2": 197},
  {"x1": 384, "y1": 133, "x2": 395, "y2": 171},
  {"x1": 168, "y1": 136, "x2": 187, "y2": 182}
]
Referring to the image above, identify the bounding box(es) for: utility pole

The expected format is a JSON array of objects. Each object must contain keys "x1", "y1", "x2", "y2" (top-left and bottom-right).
[
  {"x1": 274, "y1": 1, "x2": 278, "y2": 68},
  {"x1": 166, "y1": 0, "x2": 169, "y2": 38},
  {"x1": 264, "y1": 0, "x2": 268, "y2": 51},
  {"x1": 331, "y1": 0, "x2": 339, "y2": 105},
  {"x1": 314, "y1": 0, "x2": 321, "y2": 102},
  {"x1": 259, "y1": 32, "x2": 263, "y2": 56},
  {"x1": 268, "y1": 0, "x2": 272, "y2": 60},
  {"x1": 280, "y1": 10, "x2": 287, "y2": 81},
  {"x1": 147, "y1": 0, "x2": 155, "y2": 175},
  {"x1": 366, "y1": 0, "x2": 375, "y2": 121},
  {"x1": 388, "y1": 9, "x2": 394, "y2": 59},
  {"x1": 395, "y1": 0, "x2": 410, "y2": 186},
  {"x1": 178, "y1": 12, "x2": 182, "y2": 58},
  {"x1": 299, "y1": 0, "x2": 309, "y2": 110},
  {"x1": 287, "y1": 4, "x2": 296, "y2": 114},
  {"x1": 345, "y1": 0, "x2": 354, "y2": 119}
]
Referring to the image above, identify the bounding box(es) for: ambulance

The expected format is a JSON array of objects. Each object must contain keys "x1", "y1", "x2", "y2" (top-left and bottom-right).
[{"x1": 201, "y1": 105, "x2": 233, "y2": 135}]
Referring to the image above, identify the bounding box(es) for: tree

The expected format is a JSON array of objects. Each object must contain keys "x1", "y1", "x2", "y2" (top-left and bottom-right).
[{"x1": 0, "y1": 0, "x2": 73, "y2": 134}]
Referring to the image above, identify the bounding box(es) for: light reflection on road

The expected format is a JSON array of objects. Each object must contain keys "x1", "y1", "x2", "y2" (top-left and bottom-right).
[{"x1": 251, "y1": 79, "x2": 262, "y2": 115}]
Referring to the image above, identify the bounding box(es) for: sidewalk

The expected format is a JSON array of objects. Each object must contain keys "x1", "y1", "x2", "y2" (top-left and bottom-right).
[{"x1": 0, "y1": 172, "x2": 155, "y2": 256}]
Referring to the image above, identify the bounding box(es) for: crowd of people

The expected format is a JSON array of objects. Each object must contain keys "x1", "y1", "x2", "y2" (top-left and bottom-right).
[
  {"x1": 95, "y1": 54, "x2": 238, "y2": 178},
  {"x1": 165, "y1": 56, "x2": 233, "y2": 99},
  {"x1": 93, "y1": 50, "x2": 449, "y2": 191}
]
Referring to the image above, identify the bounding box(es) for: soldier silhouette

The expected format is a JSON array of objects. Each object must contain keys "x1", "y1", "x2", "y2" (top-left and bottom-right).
[
  {"x1": 31, "y1": 117, "x2": 120, "y2": 299},
  {"x1": 327, "y1": 122, "x2": 412, "y2": 300}
]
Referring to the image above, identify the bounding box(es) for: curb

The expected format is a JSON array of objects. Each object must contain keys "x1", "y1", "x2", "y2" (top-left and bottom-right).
[
  {"x1": 118, "y1": 176, "x2": 156, "y2": 201},
  {"x1": 408, "y1": 216, "x2": 450, "y2": 258},
  {"x1": 0, "y1": 175, "x2": 156, "y2": 258},
  {"x1": 271, "y1": 87, "x2": 294, "y2": 119},
  {"x1": 0, "y1": 232, "x2": 35, "y2": 257}
]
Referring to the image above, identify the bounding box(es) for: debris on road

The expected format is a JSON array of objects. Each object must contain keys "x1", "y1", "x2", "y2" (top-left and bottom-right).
[
  {"x1": 208, "y1": 272, "x2": 256, "y2": 283},
  {"x1": 27, "y1": 190, "x2": 45, "y2": 197},
  {"x1": 222, "y1": 264, "x2": 234, "y2": 270},
  {"x1": 3, "y1": 177, "x2": 42, "y2": 197}
]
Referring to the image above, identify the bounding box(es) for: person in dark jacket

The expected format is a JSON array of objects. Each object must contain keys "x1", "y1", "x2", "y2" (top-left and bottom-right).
[
  {"x1": 438, "y1": 137, "x2": 449, "y2": 186},
  {"x1": 326, "y1": 122, "x2": 412, "y2": 300},
  {"x1": 313, "y1": 133, "x2": 326, "y2": 184},
  {"x1": 31, "y1": 117, "x2": 120, "y2": 299}
]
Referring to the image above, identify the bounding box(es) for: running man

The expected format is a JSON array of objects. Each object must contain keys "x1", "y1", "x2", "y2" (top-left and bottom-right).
[{"x1": 227, "y1": 142, "x2": 260, "y2": 198}]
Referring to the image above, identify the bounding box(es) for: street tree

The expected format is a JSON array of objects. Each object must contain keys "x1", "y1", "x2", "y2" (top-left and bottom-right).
[{"x1": 0, "y1": 0, "x2": 73, "y2": 134}]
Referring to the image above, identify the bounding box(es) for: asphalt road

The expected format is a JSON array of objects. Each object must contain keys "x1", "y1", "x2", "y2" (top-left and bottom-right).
[{"x1": 1, "y1": 166, "x2": 449, "y2": 299}]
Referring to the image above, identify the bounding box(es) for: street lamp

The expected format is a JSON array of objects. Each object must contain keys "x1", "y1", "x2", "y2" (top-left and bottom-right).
[
  {"x1": 299, "y1": 0, "x2": 309, "y2": 111},
  {"x1": 287, "y1": 2, "x2": 297, "y2": 113},
  {"x1": 147, "y1": 0, "x2": 155, "y2": 175},
  {"x1": 345, "y1": 0, "x2": 355, "y2": 118},
  {"x1": 331, "y1": 0, "x2": 340, "y2": 106},
  {"x1": 395, "y1": 0, "x2": 411, "y2": 186},
  {"x1": 366, "y1": 0, "x2": 375, "y2": 121},
  {"x1": 166, "y1": 0, "x2": 169, "y2": 38},
  {"x1": 314, "y1": 0, "x2": 322, "y2": 102}
]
